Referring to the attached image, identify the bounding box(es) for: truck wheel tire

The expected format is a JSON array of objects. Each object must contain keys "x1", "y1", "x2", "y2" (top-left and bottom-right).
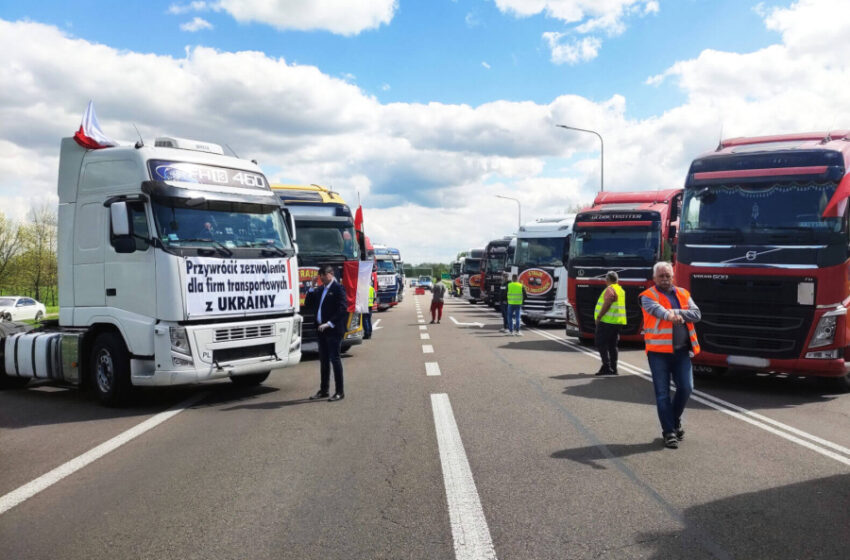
[
  {"x1": 821, "y1": 373, "x2": 850, "y2": 393},
  {"x1": 230, "y1": 372, "x2": 270, "y2": 387},
  {"x1": 91, "y1": 332, "x2": 132, "y2": 407},
  {"x1": 0, "y1": 375, "x2": 30, "y2": 389},
  {"x1": 341, "y1": 343, "x2": 352, "y2": 353}
]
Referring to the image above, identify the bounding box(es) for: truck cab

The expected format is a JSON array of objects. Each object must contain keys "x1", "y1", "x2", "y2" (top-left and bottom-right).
[
  {"x1": 482, "y1": 237, "x2": 512, "y2": 308},
  {"x1": 461, "y1": 249, "x2": 484, "y2": 303},
  {"x1": 373, "y1": 244, "x2": 401, "y2": 310},
  {"x1": 511, "y1": 216, "x2": 575, "y2": 326},
  {"x1": 272, "y1": 184, "x2": 365, "y2": 352},
  {"x1": 1, "y1": 136, "x2": 302, "y2": 405},
  {"x1": 566, "y1": 189, "x2": 682, "y2": 340}
]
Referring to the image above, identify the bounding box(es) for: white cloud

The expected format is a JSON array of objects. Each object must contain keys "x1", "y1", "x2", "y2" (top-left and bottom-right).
[
  {"x1": 465, "y1": 12, "x2": 481, "y2": 27},
  {"x1": 381, "y1": 83, "x2": 391, "y2": 91},
  {"x1": 542, "y1": 32, "x2": 601, "y2": 64},
  {"x1": 216, "y1": 0, "x2": 397, "y2": 36},
  {"x1": 167, "y1": 1, "x2": 210, "y2": 15},
  {"x1": 4, "y1": 1, "x2": 850, "y2": 262},
  {"x1": 482, "y1": 61, "x2": 491, "y2": 69},
  {"x1": 497, "y1": 0, "x2": 658, "y2": 64},
  {"x1": 180, "y1": 17, "x2": 214, "y2": 32}
]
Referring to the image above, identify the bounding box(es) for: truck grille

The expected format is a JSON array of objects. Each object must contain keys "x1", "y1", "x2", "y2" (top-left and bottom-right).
[
  {"x1": 215, "y1": 324, "x2": 274, "y2": 342},
  {"x1": 574, "y1": 284, "x2": 644, "y2": 336},
  {"x1": 690, "y1": 275, "x2": 815, "y2": 359}
]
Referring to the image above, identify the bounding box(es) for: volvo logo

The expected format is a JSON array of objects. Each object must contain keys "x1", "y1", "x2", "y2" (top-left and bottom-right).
[{"x1": 745, "y1": 251, "x2": 758, "y2": 261}]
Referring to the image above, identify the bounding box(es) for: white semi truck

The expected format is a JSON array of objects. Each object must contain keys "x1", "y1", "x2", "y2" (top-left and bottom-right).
[{"x1": 0, "y1": 136, "x2": 302, "y2": 405}]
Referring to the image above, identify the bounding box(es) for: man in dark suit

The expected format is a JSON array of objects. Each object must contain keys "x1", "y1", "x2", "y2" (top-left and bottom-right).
[{"x1": 304, "y1": 264, "x2": 348, "y2": 402}]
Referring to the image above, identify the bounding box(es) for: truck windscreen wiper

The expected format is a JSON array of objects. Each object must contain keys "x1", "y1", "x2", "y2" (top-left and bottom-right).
[
  {"x1": 260, "y1": 246, "x2": 293, "y2": 257},
  {"x1": 175, "y1": 238, "x2": 233, "y2": 257}
]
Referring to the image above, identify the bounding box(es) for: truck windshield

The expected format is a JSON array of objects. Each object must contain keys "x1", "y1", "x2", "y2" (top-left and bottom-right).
[
  {"x1": 571, "y1": 227, "x2": 659, "y2": 261},
  {"x1": 151, "y1": 201, "x2": 291, "y2": 251},
  {"x1": 682, "y1": 181, "x2": 842, "y2": 240},
  {"x1": 487, "y1": 256, "x2": 505, "y2": 272},
  {"x1": 296, "y1": 223, "x2": 359, "y2": 259},
  {"x1": 515, "y1": 237, "x2": 566, "y2": 267},
  {"x1": 376, "y1": 260, "x2": 396, "y2": 273},
  {"x1": 462, "y1": 259, "x2": 481, "y2": 274}
]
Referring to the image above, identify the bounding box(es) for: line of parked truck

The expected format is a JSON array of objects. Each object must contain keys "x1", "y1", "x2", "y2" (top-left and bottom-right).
[
  {"x1": 453, "y1": 130, "x2": 850, "y2": 392},
  {"x1": 0, "y1": 128, "x2": 406, "y2": 406}
]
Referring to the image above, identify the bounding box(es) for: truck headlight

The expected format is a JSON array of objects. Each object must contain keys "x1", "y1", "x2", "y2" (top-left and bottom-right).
[
  {"x1": 170, "y1": 326, "x2": 191, "y2": 354},
  {"x1": 809, "y1": 311, "x2": 841, "y2": 348}
]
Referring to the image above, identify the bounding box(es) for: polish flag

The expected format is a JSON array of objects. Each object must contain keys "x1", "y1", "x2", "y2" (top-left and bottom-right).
[
  {"x1": 73, "y1": 101, "x2": 118, "y2": 149},
  {"x1": 343, "y1": 260, "x2": 374, "y2": 313},
  {"x1": 354, "y1": 205, "x2": 364, "y2": 233}
]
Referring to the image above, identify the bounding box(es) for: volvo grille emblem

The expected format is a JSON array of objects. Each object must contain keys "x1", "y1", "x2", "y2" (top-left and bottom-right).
[{"x1": 745, "y1": 251, "x2": 757, "y2": 261}]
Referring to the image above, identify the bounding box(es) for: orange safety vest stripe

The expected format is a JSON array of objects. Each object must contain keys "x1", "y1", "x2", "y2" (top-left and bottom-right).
[{"x1": 639, "y1": 286, "x2": 701, "y2": 356}]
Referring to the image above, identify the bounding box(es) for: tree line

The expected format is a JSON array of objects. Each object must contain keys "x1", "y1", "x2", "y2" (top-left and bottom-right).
[{"x1": 0, "y1": 205, "x2": 58, "y2": 306}]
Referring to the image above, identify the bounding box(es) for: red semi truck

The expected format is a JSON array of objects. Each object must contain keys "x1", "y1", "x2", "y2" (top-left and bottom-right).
[
  {"x1": 676, "y1": 131, "x2": 850, "y2": 391},
  {"x1": 566, "y1": 189, "x2": 682, "y2": 341}
]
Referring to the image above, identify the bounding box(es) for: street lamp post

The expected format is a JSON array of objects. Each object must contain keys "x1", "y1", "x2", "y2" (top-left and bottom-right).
[
  {"x1": 495, "y1": 194, "x2": 522, "y2": 230},
  {"x1": 556, "y1": 124, "x2": 604, "y2": 192}
]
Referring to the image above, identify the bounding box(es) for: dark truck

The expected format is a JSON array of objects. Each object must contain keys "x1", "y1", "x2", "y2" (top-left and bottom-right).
[{"x1": 482, "y1": 237, "x2": 512, "y2": 308}]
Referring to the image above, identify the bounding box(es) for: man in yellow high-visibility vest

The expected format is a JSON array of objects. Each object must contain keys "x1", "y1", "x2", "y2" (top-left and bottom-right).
[
  {"x1": 594, "y1": 271, "x2": 626, "y2": 376},
  {"x1": 506, "y1": 274, "x2": 526, "y2": 336}
]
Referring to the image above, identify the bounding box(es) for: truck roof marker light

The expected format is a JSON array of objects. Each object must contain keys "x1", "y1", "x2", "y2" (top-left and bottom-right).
[
  {"x1": 822, "y1": 173, "x2": 850, "y2": 218},
  {"x1": 693, "y1": 166, "x2": 829, "y2": 181},
  {"x1": 154, "y1": 136, "x2": 224, "y2": 155}
]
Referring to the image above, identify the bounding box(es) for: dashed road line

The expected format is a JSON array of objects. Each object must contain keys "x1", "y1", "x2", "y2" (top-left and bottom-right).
[
  {"x1": 431, "y1": 393, "x2": 497, "y2": 560},
  {"x1": 0, "y1": 391, "x2": 209, "y2": 516},
  {"x1": 419, "y1": 325, "x2": 427, "y2": 330},
  {"x1": 421, "y1": 333, "x2": 431, "y2": 340},
  {"x1": 422, "y1": 344, "x2": 434, "y2": 354},
  {"x1": 426, "y1": 362, "x2": 442, "y2": 376}
]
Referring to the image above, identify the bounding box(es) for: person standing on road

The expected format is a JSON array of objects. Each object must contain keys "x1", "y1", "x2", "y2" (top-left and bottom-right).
[
  {"x1": 304, "y1": 265, "x2": 348, "y2": 402},
  {"x1": 430, "y1": 277, "x2": 446, "y2": 323},
  {"x1": 506, "y1": 274, "x2": 526, "y2": 336},
  {"x1": 499, "y1": 281, "x2": 510, "y2": 333},
  {"x1": 594, "y1": 271, "x2": 626, "y2": 376},
  {"x1": 363, "y1": 283, "x2": 375, "y2": 340},
  {"x1": 639, "y1": 261, "x2": 701, "y2": 449}
]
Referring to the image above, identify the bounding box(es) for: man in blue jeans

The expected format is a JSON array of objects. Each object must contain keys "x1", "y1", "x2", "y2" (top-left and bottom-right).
[
  {"x1": 639, "y1": 261, "x2": 701, "y2": 449},
  {"x1": 505, "y1": 274, "x2": 526, "y2": 336}
]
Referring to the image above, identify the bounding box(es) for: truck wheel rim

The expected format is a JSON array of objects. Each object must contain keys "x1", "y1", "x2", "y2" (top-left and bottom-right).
[{"x1": 95, "y1": 349, "x2": 114, "y2": 393}]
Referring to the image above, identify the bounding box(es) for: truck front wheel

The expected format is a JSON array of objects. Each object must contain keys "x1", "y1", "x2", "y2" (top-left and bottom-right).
[
  {"x1": 230, "y1": 372, "x2": 270, "y2": 387},
  {"x1": 91, "y1": 332, "x2": 132, "y2": 406},
  {"x1": 822, "y1": 372, "x2": 850, "y2": 393}
]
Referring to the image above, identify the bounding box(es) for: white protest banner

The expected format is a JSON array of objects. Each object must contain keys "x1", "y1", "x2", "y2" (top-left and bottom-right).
[
  {"x1": 184, "y1": 257, "x2": 295, "y2": 317},
  {"x1": 355, "y1": 260, "x2": 374, "y2": 313}
]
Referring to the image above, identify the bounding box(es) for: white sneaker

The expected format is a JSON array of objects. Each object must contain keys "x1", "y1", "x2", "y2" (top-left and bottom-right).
[
  {"x1": 516, "y1": 331, "x2": 523, "y2": 336},
  {"x1": 499, "y1": 328, "x2": 508, "y2": 333}
]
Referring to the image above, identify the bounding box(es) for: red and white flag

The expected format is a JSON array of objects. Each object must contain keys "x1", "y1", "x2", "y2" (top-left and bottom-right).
[
  {"x1": 354, "y1": 205, "x2": 364, "y2": 233},
  {"x1": 73, "y1": 100, "x2": 117, "y2": 149},
  {"x1": 342, "y1": 260, "x2": 374, "y2": 313}
]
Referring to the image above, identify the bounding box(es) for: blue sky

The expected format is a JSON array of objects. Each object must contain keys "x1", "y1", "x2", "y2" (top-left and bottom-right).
[
  {"x1": 4, "y1": 0, "x2": 780, "y2": 116},
  {"x1": 1, "y1": 0, "x2": 846, "y2": 262}
]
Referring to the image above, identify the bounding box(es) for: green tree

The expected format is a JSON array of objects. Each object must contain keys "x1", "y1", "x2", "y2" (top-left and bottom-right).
[
  {"x1": 19, "y1": 203, "x2": 57, "y2": 303},
  {"x1": 0, "y1": 211, "x2": 23, "y2": 288}
]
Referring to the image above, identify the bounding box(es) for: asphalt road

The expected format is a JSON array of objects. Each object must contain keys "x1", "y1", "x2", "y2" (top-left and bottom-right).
[{"x1": 1, "y1": 293, "x2": 849, "y2": 559}]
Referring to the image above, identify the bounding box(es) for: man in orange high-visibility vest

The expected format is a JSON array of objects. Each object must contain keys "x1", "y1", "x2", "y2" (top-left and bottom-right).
[{"x1": 639, "y1": 261, "x2": 701, "y2": 449}]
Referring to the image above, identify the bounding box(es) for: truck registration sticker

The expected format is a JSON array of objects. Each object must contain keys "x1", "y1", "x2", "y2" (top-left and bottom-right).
[{"x1": 184, "y1": 257, "x2": 295, "y2": 317}]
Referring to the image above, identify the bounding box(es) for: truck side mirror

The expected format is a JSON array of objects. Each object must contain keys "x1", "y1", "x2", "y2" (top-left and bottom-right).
[
  {"x1": 109, "y1": 201, "x2": 136, "y2": 254},
  {"x1": 110, "y1": 202, "x2": 131, "y2": 236}
]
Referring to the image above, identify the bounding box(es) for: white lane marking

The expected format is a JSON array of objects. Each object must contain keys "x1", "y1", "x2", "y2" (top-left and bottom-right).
[
  {"x1": 421, "y1": 333, "x2": 431, "y2": 340},
  {"x1": 528, "y1": 327, "x2": 850, "y2": 467},
  {"x1": 419, "y1": 319, "x2": 426, "y2": 323},
  {"x1": 431, "y1": 393, "x2": 497, "y2": 560},
  {"x1": 449, "y1": 316, "x2": 484, "y2": 328},
  {"x1": 0, "y1": 391, "x2": 209, "y2": 516},
  {"x1": 426, "y1": 362, "x2": 442, "y2": 376},
  {"x1": 419, "y1": 325, "x2": 428, "y2": 331},
  {"x1": 423, "y1": 345, "x2": 434, "y2": 353},
  {"x1": 373, "y1": 319, "x2": 382, "y2": 328}
]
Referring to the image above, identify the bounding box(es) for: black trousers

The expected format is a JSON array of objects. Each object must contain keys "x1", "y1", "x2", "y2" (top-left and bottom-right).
[
  {"x1": 595, "y1": 322, "x2": 622, "y2": 374},
  {"x1": 318, "y1": 331, "x2": 344, "y2": 394}
]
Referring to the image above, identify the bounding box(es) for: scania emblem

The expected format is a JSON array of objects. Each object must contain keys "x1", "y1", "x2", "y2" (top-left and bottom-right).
[{"x1": 745, "y1": 251, "x2": 757, "y2": 261}]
